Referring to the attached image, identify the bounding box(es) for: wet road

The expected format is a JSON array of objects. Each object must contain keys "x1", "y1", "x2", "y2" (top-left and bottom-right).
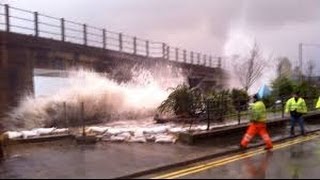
[
  {"x1": 150, "y1": 133, "x2": 320, "y2": 179},
  {"x1": 1, "y1": 122, "x2": 320, "y2": 179},
  {"x1": 0, "y1": 139, "x2": 242, "y2": 179}
]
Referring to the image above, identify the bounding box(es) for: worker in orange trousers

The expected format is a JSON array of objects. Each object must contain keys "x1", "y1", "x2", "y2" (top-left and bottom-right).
[{"x1": 240, "y1": 94, "x2": 273, "y2": 150}]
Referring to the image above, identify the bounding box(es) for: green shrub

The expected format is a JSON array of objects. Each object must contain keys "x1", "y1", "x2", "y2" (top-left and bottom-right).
[
  {"x1": 157, "y1": 84, "x2": 203, "y2": 117},
  {"x1": 231, "y1": 88, "x2": 250, "y2": 111}
]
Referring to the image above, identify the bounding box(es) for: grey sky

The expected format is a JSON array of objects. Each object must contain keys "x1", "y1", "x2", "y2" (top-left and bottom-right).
[{"x1": 2, "y1": 0, "x2": 320, "y2": 91}]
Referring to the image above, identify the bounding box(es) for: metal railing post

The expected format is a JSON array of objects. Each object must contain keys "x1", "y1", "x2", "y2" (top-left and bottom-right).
[
  {"x1": 191, "y1": 51, "x2": 194, "y2": 64},
  {"x1": 206, "y1": 100, "x2": 211, "y2": 130},
  {"x1": 34, "y1": 12, "x2": 39, "y2": 37},
  {"x1": 83, "y1": 24, "x2": 87, "y2": 46},
  {"x1": 175, "y1": 48, "x2": 179, "y2": 61},
  {"x1": 197, "y1": 53, "x2": 201, "y2": 64},
  {"x1": 102, "y1": 28, "x2": 106, "y2": 49},
  {"x1": 209, "y1": 56, "x2": 212, "y2": 67},
  {"x1": 166, "y1": 46, "x2": 170, "y2": 60},
  {"x1": 63, "y1": 102, "x2": 68, "y2": 128},
  {"x1": 61, "y1": 18, "x2": 65, "y2": 42},
  {"x1": 133, "y1": 37, "x2": 137, "y2": 54},
  {"x1": 162, "y1": 43, "x2": 166, "y2": 59},
  {"x1": 146, "y1": 40, "x2": 149, "y2": 57},
  {"x1": 119, "y1": 33, "x2": 123, "y2": 51},
  {"x1": 183, "y1": 50, "x2": 187, "y2": 63},
  {"x1": 218, "y1": 57, "x2": 222, "y2": 68},
  {"x1": 81, "y1": 102, "x2": 85, "y2": 136},
  {"x1": 237, "y1": 102, "x2": 241, "y2": 125},
  {"x1": 281, "y1": 97, "x2": 285, "y2": 118},
  {"x1": 203, "y1": 55, "x2": 207, "y2": 66},
  {"x1": 5, "y1": 4, "x2": 10, "y2": 32}
]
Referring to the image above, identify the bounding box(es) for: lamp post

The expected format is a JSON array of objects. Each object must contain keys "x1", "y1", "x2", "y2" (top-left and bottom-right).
[
  {"x1": 299, "y1": 43, "x2": 302, "y2": 82},
  {"x1": 298, "y1": 43, "x2": 320, "y2": 82}
]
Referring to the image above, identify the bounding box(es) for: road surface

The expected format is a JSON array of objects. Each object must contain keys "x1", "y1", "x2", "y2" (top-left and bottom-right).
[{"x1": 149, "y1": 133, "x2": 320, "y2": 179}]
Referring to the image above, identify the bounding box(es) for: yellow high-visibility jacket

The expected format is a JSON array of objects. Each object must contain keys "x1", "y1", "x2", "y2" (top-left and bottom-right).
[
  {"x1": 285, "y1": 97, "x2": 307, "y2": 114},
  {"x1": 316, "y1": 97, "x2": 320, "y2": 109},
  {"x1": 250, "y1": 100, "x2": 267, "y2": 123}
]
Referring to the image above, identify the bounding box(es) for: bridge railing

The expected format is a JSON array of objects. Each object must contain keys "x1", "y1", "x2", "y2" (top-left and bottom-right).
[{"x1": 0, "y1": 4, "x2": 222, "y2": 68}]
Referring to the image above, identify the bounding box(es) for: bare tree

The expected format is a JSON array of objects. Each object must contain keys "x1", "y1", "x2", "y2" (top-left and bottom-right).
[{"x1": 233, "y1": 43, "x2": 266, "y2": 92}]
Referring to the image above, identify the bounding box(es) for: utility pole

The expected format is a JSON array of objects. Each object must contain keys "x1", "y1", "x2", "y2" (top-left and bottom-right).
[
  {"x1": 299, "y1": 43, "x2": 303, "y2": 82},
  {"x1": 298, "y1": 43, "x2": 320, "y2": 82}
]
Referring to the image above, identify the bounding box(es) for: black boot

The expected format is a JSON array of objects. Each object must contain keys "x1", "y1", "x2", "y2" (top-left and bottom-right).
[{"x1": 290, "y1": 127, "x2": 295, "y2": 137}]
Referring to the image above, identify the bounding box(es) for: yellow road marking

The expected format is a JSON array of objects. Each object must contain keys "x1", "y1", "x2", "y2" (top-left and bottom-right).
[
  {"x1": 152, "y1": 134, "x2": 319, "y2": 179},
  {"x1": 165, "y1": 135, "x2": 318, "y2": 179}
]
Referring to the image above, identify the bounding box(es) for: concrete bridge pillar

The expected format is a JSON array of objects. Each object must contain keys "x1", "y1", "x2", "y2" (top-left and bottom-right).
[{"x1": 0, "y1": 33, "x2": 34, "y2": 123}]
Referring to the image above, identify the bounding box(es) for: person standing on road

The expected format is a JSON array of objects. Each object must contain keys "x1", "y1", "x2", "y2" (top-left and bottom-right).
[
  {"x1": 240, "y1": 94, "x2": 273, "y2": 150},
  {"x1": 285, "y1": 91, "x2": 307, "y2": 136}
]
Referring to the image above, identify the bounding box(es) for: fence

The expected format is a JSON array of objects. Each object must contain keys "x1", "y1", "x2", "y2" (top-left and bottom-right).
[
  {"x1": 0, "y1": 4, "x2": 222, "y2": 68},
  {"x1": 204, "y1": 96, "x2": 319, "y2": 130},
  {"x1": 7, "y1": 95, "x2": 319, "y2": 136}
]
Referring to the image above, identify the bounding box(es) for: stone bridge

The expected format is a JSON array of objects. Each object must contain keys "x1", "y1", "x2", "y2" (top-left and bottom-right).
[{"x1": 0, "y1": 4, "x2": 227, "y2": 119}]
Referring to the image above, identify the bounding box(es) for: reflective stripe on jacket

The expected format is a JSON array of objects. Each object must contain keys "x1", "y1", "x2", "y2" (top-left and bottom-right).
[
  {"x1": 285, "y1": 97, "x2": 307, "y2": 114},
  {"x1": 250, "y1": 100, "x2": 267, "y2": 123}
]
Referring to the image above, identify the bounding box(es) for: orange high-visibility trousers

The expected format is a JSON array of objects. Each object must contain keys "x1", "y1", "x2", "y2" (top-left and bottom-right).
[{"x1": 241, "y1": 122, "x2": 273, "y2": 149}]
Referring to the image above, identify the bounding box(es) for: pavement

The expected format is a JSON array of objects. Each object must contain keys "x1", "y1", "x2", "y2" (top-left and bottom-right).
[{"x1": 1, "y1": 113, "x2": 320, "y2": 179}]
